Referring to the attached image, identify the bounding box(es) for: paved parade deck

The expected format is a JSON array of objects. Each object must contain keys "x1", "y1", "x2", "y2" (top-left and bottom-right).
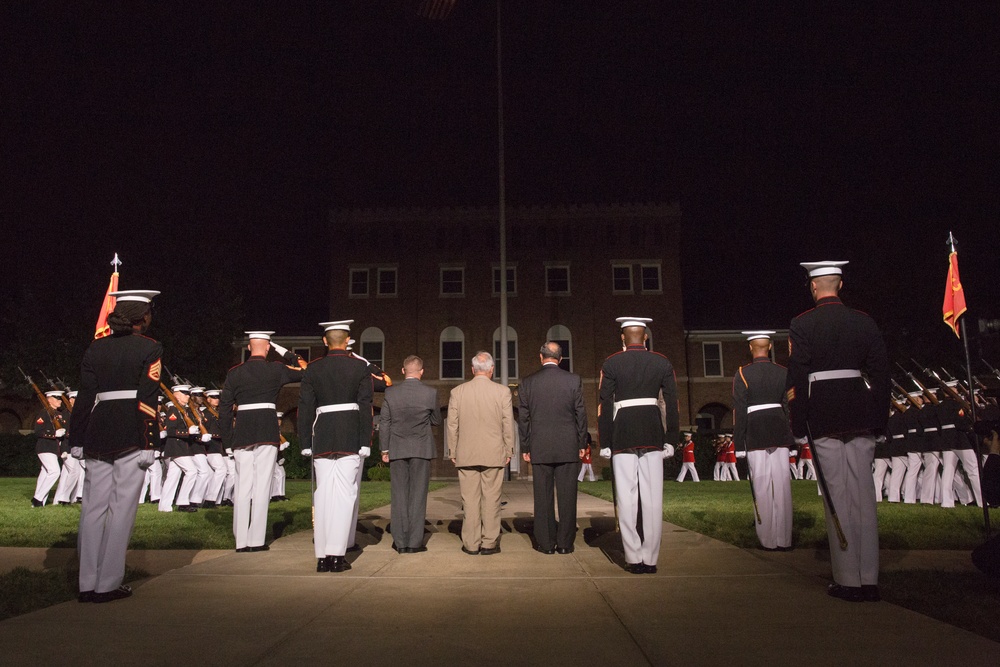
[{"x1": 1, "y1": 481, "x2": 998, "y2": 666}]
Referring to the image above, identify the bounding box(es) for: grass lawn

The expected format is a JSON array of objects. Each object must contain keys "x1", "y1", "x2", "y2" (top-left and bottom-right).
[
  {"x1": 0, "y1": 478, "x2": 441, "y2": 550},
  {"x1": 580, "y1": 478, "x2": 1000, "y2": 643}
]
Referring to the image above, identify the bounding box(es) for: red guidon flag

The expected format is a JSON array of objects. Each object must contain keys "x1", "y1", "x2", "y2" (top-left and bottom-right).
[
  {"x1": 94, "y1": 255, "x2": 121, "y2": 339},
  {"x1": 942, "y1": 250, "x2": 967, "y2": 338}
]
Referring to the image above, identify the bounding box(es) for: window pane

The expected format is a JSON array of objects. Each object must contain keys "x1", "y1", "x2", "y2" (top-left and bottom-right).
[
  {"x1": 641, "y1": 265, "x2": 661, "y2": 291},
  {"x1": 552, "y1": 338, "x2": 571, "y2": 372},
  {"x1": 493, "y1": 340, "x2": 517, "y2": 379},
  {"x1": 493, "y1": 267, "x2": 515, "y2": 294},
  {"x1": 441, "y1": 340, "x2": 463, "y2": 379},
  {"x1": 612, "y1": 265, "x2": 632, "y2": 292},
  {"x1": 441, "y1": 269, "x2": 464, "y2": 294},
  {"x1": 378, "y1": 269, "x2": 396, "y2": 296},
  {"x1": 362, "y1": 342, "x2": 383, "y2": 370},
  {"x1": 704, "y1": 343, "x2": 722, "y2": 376},
  {"x1": 350, "y1": 269, "x2": 369, "y2": 295},
  {"x1": 546, "y1": 267, "x2": 569, "y2": 293}
]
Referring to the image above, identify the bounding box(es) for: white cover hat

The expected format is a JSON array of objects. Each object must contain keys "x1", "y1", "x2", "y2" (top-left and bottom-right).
[
  {"x1": 319, "y1": 320, "x2": 354, "y2": 332},
  {"x1": 800, "y1": 261, "x2": 848, "y2": 277},
  {"x1": 616, "y1": 316, "x2": 652, "y2": 329},
  {"x1": 109, "y1": 290, "x2": 160, "y2": 303}
]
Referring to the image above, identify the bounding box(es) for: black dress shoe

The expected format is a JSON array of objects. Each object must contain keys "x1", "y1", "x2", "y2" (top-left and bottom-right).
[
  {"x1": 201, "y1": 501, "x2": 217, "y2": 509},
  {"x1": 643, "y1": 564, "x2": 657, "y2": 574},
  {"x1": 220, "y1": 499, "x2": 234, "y2": 507},
  {"x1": 861, "y1": 585, "x2": 881, "y2": 602},
  {"x1": 827, "y1": 583, "x2": 864, "y2": 602},
  {"x1": 346, "y1": 544, "x2": 361, "y2": 553},
  {"x1": 249, "y1": 544, "x2": 269, "y2": 552},
  {"x1": 177, "y1": 505, "x2": 198, "y2": 513},
  {"x1": 624, "y1": 563, "x2": 646, "y2": 574},
  {"x1": 480, "y1": 545, "x2": 501, "y2": 556},
  {"x1": 397, "y1": 547, "x2": 413, "y2": 554},
  {"x1": 235, "y1": 547, "x2": 252, "y2": 553},
  {"x1": 93, "y1": 585, "x2": 132, "y2": 603},
  {"x1": 534, "y1": 546, "x2": 555, "y2": 555},
  {"x1": 330, "y1": 556, "x2": 352, "y2": 572},
  {"x1": 31, "y1": 498, "x2": 43, "y2": 508},
  {"x1": 317, "y1": 557, "x2": 331, "y2": 572},
  {"x1": 556, "y1": 547, "x2": 574, "y2": 555},
  {"x1": 410, "y1": 546, "x2": 428, "y2": 553},
  {"x1": 461, "y1": 546, "x2": 480, "y2": 555},
  {"x1": 78, "y1": 590, "x2": 95, "y2": 603}
]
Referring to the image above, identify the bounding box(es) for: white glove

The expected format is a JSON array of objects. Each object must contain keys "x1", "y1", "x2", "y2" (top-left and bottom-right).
[
  {"x1": 277, "y1": 458, "x2": 285, "y2": 465},
  {"x1": 301, "y1": 448, "x2": 312, "y2": 457},
  {"x1": 875, "y1": 435, "x2": 886, "y2": 444},
  {"x1": 55, "y1": 428, "x2": 66, "y2": 437},
  {"x1": 359, "y1": 446, "x2": 371, "y2": 458},
  {"x1": 155, "y1": 450, "x2": 163, "y2": 458},
  {"x1": 160, "y1": 430, "x2": 168, "y2": 439},
  {"x1": 137, "y1": 450, "x2": 156, "y2": 470},
  {"x1": 201, "y1": 433, "x2": 212, "y2": 442},
  {"x1": 188, "y1": 425, "x2": 200, "y2": 435},
  {"x1": 61, "y1": 451, "x2": 69, "y2": 460},
  {"x1": 279, "y1": 441, "x2": 290, "y2": 451},
  {"x1": 599, "y1": 447, "x2": 612, "y2": 458},
  {"x1": 794, "y1": 436, "x2": 808, "y2": 446},
  {"x1": 225, "y1": 448, "x2": 233, "y2": 456},
  {"x1": 270, "y1": 341, "x2": 289, "y2": 356},
  {"x1": 789, "y1": 449, "x2": 798, "y2": 456},
  {"x1": 662, "y1": 444, "x2": 675, "y2": 458},
  {"x1": 71, "y1": 446, "x2": 84, "y2": 460},
  {"x1": 736, "y1": 450, "x2": 747, "y2": 459}
]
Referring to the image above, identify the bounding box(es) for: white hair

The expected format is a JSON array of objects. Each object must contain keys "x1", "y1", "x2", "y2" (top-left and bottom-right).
[{"x1": 471, "y1": 351, "x2": 494, "y2": 373}]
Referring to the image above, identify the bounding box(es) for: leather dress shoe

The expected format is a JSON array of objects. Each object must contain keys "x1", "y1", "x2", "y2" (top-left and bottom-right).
[
  {"x1": 235, "y1": 547, "x2": 252, "y2": 553},
  {"x1": 861, "y1": 585, "x2": 881, "y2": 602},
  {"x1": 556, "y1": 547, "x2": 574, "y2": 555},
  {"x1": 249, "y1": 545, "x2": 269, "y2": 552},
  {"x1": 31, "y1": 498, "x2": 43, "y2": 508},
  {"x1": 397, "y1": 547, "x2": 413, "y2": 554},
  {"x1": 624, "y1": 563, "x2": 647, "y2": 574},
  {"x1": 643, "y1": 564, "x2": 657, "y2": 574},
  {"x1": 461, "y1": 546, "x2": 480, "y2": 555},
  {"x1": 827, "y1": 583, "x2": 864, "y2": 602},
  {"x1": 480, "y1": 545, "x2": 501, "y2": 555},
  {"x1": 78, "y1": 590, "x2": 95, "y2": 603},
  {"x1": 93, "y1": 585, "x2": 132, "y2": 603},
  {"x1": 534, "y1": 546, "x2": 555, "y2": 555},
  {"x1": 201, "y1": 501, "x2": 217, "y2": 509},
  {"x1": 410, "y1": 546, "x2": 428, "y2": 553},
  {"x1": 330, "y1": 556, "x2": 351, "y2": 572},
  {"x1": 177, "y1": 505, "x2": 198, "y2": 513},
  {"x1": 317, "y1": 557, "x2": 331, "y2": 572}
]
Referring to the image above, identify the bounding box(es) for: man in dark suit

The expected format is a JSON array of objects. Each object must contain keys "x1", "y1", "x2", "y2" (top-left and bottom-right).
[
  {"x1": 380, "y1": 355, "x2": 441, "y2": 553},
  {"x1": 518, "y1": 342, "x2": 588, "y2": 554},
  {"x1": 786, "y1": 261, "x2": 889, "y2": 602}
]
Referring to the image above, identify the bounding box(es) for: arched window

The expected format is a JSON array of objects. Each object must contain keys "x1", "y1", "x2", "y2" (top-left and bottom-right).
[
  {"x1": 440, "y1": 327, "x2": 465, "y2": 380},
  {"x1": 492, "y1": 326, "x2": 518, "y2": 380},
  {"x1": 360, "y1": 327, "x2": 385, "y2": 370},
  {"x1": 546, "y1": 325, "x2": 572, "y2": 372}
]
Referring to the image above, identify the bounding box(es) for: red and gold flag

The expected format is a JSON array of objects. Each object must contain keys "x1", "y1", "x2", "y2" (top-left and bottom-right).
[
  {"x1": 942, "y1": 251, "x2": 967, "y2": 338},
  {"x1": 94, "y1": 255, "x2": 121, "y2": 339}
]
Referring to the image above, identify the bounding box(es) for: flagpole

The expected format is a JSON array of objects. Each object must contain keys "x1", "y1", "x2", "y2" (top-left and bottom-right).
[{"x1": 949, "y1": 232, "x2": 989, "y2": 537}]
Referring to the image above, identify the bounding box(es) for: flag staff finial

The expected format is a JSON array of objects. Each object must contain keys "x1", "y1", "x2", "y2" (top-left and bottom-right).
[
  {"x1": 111, "y1": 253, "x2": 121, "y2": 271},
  {"x1": 946, "y1": 232, "x2": 957, "y2": 253}
]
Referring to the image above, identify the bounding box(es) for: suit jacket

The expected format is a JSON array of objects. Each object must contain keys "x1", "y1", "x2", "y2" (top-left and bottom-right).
[
  {"x1": 517, "y1": 363, "x2": 587, "y2": 464},
  {"x1": 447, "y1": 375, "x2": 514, "y2": 467},
  {"x1": 380, "y1": 378, "x2": 440, "y2": 460}
]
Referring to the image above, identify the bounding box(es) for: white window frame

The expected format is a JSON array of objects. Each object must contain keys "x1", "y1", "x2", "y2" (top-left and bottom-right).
[
  {"x1": 544, "y1": 264, "x2": 571, "y2": 296},
  {"x1": 439, "y1": 327, "x2": 465, "y2": 380},
  {"x1": 376, "y1": 267, "x2": 398, "y2": 298},
  {"x1": 440, "y1": 266, "x2": 465, "y2": 297},
  {"x1": 349, "y1": 268, "x2": 369, "y2": 298},
  {"x1": 611, "y1": 263, "x2": 633, "y2": 294},
  {"x1": 640, "y1": 263, "x2": 662, "y2": 294},
  {"x1": 703, "y1": 341, "x2": 723, "y2": 377}
]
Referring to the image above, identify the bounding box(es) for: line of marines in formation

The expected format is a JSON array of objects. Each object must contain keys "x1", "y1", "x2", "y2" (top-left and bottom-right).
[{"x1": 30, "y1": 259, "x2": 1000, "y2": 604}]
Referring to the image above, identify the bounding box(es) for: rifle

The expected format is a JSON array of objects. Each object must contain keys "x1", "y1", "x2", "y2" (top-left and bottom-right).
[
  {"x1": 914, "y1": 360, "x2": 971, "y2": 412},
  {"x1": 40, "y1": 370, "x2": 73, "y2": 411},
  {"x1": 19, "y1": 367, "x2": 66, "y2": 430},
  {"x1": 159, "y1": 382, "x2": 199, "y2": 431},
  {"x1": 896, "y1": 362, "x2": 938, "y2": 404},
  {"x1": 892, "y1": 379, "x2": 921, "y2": 408},
  {"x1": 983, "y1": 360, "x2": 1000, "y2": 382}
]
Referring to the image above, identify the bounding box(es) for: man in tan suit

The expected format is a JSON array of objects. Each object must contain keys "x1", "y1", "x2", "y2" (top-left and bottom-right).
[{"x1": 447, "y1": 351, "x2": 514, "y2": 555}]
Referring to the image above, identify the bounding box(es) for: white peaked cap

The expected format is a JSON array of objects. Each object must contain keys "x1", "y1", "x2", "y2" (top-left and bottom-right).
[
  {"x1": 616, "y1": 317, "x2": 652, "y2": 329},
  {"x1": 800, "y1": 261, "x2": 848, "y2": 277},
  {"x1": 110, "y1": 290, "x2": 160, "y2": 303},
  {"x1": 45, "y1": 390, "x2": 65, "y2": 397},
  {"x1": 172, "y1": 384, "x2": 191, "y2": 393},
  {"x1": 742, "y1": 330, "x2": 776, "y2": 341},
  {"x1": 320, "y1": 320, "x2": 354, "y2": 332},
  {"x1": 245, "y1": 331, "x2": 275, "y2": 340},
  {"x1": 67, "y1": 391, "x2": 78, "y2": 398},
  {"x1": 190, "y1": 387, "x2": 204, "y2": 394},
  {"x1": 205, "y1": 389, "x2": 221, "y2": 397}
]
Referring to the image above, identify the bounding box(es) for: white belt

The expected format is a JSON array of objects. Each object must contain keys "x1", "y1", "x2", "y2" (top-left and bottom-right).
[
  {"x1": 941, "y1": 424, "x2": 956, "y2": 430},
  {"x1": 808, "y1": 369, "x2": 861, "y2": 397},
  {"x1": 747, "y1": 403, "x2": 782, "y2": 414},
  {"x1": 892, "y1": 434, "x2": 905, "y2": 439},
  {"x1": 613, "y1": 398, "x2": 658, "y2": 419},
  {"x1": 238, "y1": 403, "x2": 276, "y2": 411},
  {"x1": 95, "y1": 390, "x2": 137, "y2": 403},
  {"x1": 907, "y1": 429, "x2": 917, "y2": 433},
  {"x1": 316, "y1": 403, "x2": 360, "y2": 414},
  {"x1": 923, "y1": 427, "x2": 938, "y2": 432}
]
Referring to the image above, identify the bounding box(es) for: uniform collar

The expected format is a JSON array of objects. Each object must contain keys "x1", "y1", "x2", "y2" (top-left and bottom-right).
[
  {"x1": 752, "y1": 356, "x2": 771, "y2": 363},
  {"x1": 625, "y1": 344, "x2": 646, "y2": 351},
  {"x1": 816, "y1": 296, "x2": 842, "y2": 306}
]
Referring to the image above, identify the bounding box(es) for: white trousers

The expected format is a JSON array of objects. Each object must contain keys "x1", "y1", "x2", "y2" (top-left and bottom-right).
[
  {"x1": 140, "y1": 458, "x2": 163, "y2": 503},
  {"x1": 159, "y1": 457, "x2": 196, "y2": 511},
  {"x1": 314, "y1": 455, "x2": 362, "y2": 558},
  {"x1": 920, "y1": 451, "x2": 941, "y2": 504},
  {"x1": 347, "y1": 452, "x2": 367, "y2": 547},
  {"x1": 271, "y1": 463, "x2": 286, "y2": 497},
  {"x1": 676, "y1": 462, "x2": 699, "y2": 482},
  {"x1": 798, "y1": 458, "x2": 817, "y2": 481},
  {"x1": 613, "y1": 451, "x2": 664, "y2": 566},
  {"x1": 886, "y1": 455, "x2": 907, "y2": 502},
  {"x1": 713, "y1": 462, "x2": 722, "y2": 481},
  {"x1": 789, "y1": 462, "x2": 802, "y2": 480},
  {"x1": 188, "y1": 453, "x2": 212, "y2": 504},
  {"x1": 940, "y1": 449, "x2": 982, "y2": 508},
  {"x1": 724, "y1": 462, "x2": 739, "y2": 481},
  {"x1": 34, "y1": 452, "x2": 61, "y2": 503},
  {"x1": 747, "y1": 448, "x2": 792, "y2": 549},
  {"x1": 578, "y1": 463, "x2": 596, "y2": 482},
  {"x1": 872, "y1": 458, "x2": 890, "y2": 502},
  {"x1": 78, "y1": 451, "x2": 144, "y2": 594},
  {"x1": 902, "y1": 452, "x2": 922, "y2": 503},
  {"x1": 813, "y1": 436, "x2": 879, "y2": 587},
  {"x1": 205, "y1": 453, "x2": 227, "y2": 503},
  {"x1": 54, "y1": 455, "x2": 83, "y2": 504},
  {"x1": 222, "y1": 455, "x2": 236, "y2": 502},
  {"x1": 75, "y1": 460, "x2": 86, "y2": 500},
  {"x1": 233, "y1": 446, "x2": 277, "y2": 549}
]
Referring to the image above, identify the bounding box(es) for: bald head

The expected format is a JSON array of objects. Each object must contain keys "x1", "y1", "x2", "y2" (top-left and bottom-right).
[
  {"x1": 248, "y1": 338, "x2": 270, "y2": 357},
  {"x1": 749, "y1": 338, "x2": 771, "y2": 357},
  {"x1": 324, "y1": 329, "x2": 350, "y2": 349}
]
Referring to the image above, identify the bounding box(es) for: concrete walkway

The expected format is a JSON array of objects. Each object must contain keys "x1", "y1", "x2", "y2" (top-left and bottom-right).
[{"x1": 1, "y1": 481, "x2": 998, "y2": 666}]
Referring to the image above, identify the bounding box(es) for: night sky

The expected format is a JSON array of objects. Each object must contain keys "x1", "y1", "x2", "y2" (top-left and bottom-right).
[{"x1": 3, "y1": 1, "x2": 998, "y2": 373}]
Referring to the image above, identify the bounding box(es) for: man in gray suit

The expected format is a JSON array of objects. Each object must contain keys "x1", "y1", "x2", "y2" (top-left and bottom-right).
[
  {"x1": 380, "y1": 355, "x2": 441, "y2": 554},
  {"x1": 519, "y1": 342, "x2": 588, "y2": 554},
  {"x1": 447, "y1": 351, "x2": 515, "y2": 555}
]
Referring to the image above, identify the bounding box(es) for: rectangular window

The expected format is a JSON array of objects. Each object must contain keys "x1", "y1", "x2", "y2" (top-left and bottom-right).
[
  {"x1": 441, "y1": 341, "x2": 464, "y2": 379},
  {"x1": 493, "y1": 340, "x2": 518, "y2": 380},
  {"x1": 492, "y1": 266, "x2": 516, "y2": 296},
  {"x1": 612, "y1": 264, "x2": 632, "y2": 293},
  {"x1": 545, "y1": 265, "x2": 570, "y2": 295},
  {"x1": 552, "y1": 338, "x2": 571, "y2": 372},
  {"x1": 440, "y1": 267, "x2": 465, "y2": 296},
  {"x1": 377, "y1": 268, "x2": 397, "y2": 297},
  {"x1": 640, "y1": 264, "x2": 662, "y2": 293},
  {"x1": 349, "y1": 268, "x2": 369, "y2": 297},
  {"x1": 362, "y1": 341, "x2": 384, "y2": 371},
  {"x1": 703, "y1": 342, "x2": 723, "y2": 377}
]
